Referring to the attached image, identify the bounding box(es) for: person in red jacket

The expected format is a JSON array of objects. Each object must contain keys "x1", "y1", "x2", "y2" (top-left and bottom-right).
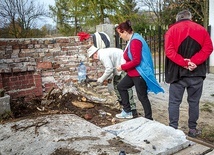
[
  {"x1": 164, "y1": 10, "x2": 213, "y2": 137},
  {"x1": 115, "y1": 20, "x2": 164, "y2": 120}
]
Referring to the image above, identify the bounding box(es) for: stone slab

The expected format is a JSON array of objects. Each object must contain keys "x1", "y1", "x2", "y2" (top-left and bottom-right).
[
  {"x1": 103, "y1": 117, "x2": 191, "y2": 155},
  {"x1": 174, "y1": 143, "x2": 211, "y2": 155},
  {"x1": 0, "y1": 94, "x2": 11, "y2": 115},
  {"x1": 0, "y1": 114, "x2": 139, "y2": 155},
  {"x1": 0, "y1": 114, "x2": 192, "y2": 155},
  {"x1": 206, "y1": 150, "x2": 214, "y2": 155}
]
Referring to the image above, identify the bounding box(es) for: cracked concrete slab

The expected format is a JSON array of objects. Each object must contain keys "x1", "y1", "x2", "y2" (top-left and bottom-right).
[
  {"x1": 103, "y1": 117, "x2": 191, "y2": 155},
  {"x1": 0, "y1": 114, "x2": 191, "y2": 155},
  {"x1": 0, "y1": 114, "x2": 140, "y2": 155}
]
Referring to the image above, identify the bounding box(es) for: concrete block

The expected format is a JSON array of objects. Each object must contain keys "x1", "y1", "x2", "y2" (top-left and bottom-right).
[
  {"x1": 0, "y1": 94, "x2": 11, "y2": 115},
  {"x1": 103, "y1": 117, "x2": 191, "y2": 155}
]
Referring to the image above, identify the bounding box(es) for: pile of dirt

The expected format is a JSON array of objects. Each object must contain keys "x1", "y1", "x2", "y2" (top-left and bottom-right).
[{"x1": 5, "y1": 92, "x2": 121, "y2": 128}]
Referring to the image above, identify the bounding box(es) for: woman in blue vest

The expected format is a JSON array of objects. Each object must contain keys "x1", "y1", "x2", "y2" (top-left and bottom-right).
[{"x1": 115, "y1": 20, "x2": 164, "y2": 120}]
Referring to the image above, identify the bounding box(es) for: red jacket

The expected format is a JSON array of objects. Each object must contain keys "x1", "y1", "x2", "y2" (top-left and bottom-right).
[
  {"x1": 164, "y1": 19, "x2": 213, "y2": 83},
  {"x1": 121, "y1": 39, "x2": 142, "y2": 77}
]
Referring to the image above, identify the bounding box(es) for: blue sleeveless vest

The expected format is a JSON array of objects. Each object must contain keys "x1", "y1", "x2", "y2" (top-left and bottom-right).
[{"x1": 127, "y1": 33, "x2": 164, "y2": 94}]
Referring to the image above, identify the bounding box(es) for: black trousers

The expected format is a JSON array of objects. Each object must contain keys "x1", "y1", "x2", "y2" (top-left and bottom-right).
[
  {"x1": 168, "y1": 77, "x2": 203, "y2": 129},
  {"x1": 117, "y1": 74, "x2": 153, "y2": 120}
]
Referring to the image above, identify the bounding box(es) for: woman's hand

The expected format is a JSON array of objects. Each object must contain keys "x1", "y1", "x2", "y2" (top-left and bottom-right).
[{"x1": 117, "y1": 66, "x2": 122, "y2": 71}]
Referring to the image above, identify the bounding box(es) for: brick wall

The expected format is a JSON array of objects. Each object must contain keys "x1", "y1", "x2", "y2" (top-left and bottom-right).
[
  {"x1": 1, "y1": 72, "x2": 43, "y2": 99},
  {"x1": 0, "y1": 37, "x2": 106, "y2": 100}
]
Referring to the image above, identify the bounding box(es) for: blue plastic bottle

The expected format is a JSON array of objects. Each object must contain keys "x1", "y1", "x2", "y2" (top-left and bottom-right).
[{"x1": 78, "y1": 62, "x2": 86, "y2": 83}]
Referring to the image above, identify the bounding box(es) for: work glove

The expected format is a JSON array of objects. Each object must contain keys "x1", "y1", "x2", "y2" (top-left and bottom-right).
[
  {"x1": 97, "y1": 78, "x2": 112, "y2": 86},
  {"x1": 97, "y1": 78, "x2": 103, "y2": 84}
]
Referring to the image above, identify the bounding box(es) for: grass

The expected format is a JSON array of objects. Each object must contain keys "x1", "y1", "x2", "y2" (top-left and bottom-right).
[
  {"x1": 199, "y1": 101, "x2": 214, "y2": 143},
  {"x1": 201, "y1": 125, "x2": 214, "y2": 143},
  {"x1": 201, "y1": 102, "x2": 214, "y2": 113}
]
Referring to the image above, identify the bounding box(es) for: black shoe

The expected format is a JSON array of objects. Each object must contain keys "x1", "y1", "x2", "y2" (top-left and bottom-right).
[
  {"x1": 131, "y1": 109, "x2": 138, "y2": 118},
  {"x1": 188, "y1": 129, "x2": 201, "y2": 138}
]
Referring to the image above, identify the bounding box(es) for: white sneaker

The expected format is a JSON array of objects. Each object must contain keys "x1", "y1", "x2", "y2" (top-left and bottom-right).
[{"x1": 116, "y1": 109, "x2": 133, "y2": 119}]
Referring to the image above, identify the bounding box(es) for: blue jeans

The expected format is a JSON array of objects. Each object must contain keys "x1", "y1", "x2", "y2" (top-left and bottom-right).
[
  {"x1": 117, "y1": 74, "x2": 153, "y2": 120},
  {"x1": 168, "y1": 77, "x2": 203, "y2": 129}
]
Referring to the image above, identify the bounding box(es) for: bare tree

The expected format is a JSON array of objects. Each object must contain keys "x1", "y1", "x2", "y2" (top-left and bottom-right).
[
  {"x1": 138, "y1": 0, "x2": 165, "y2": 25},
  {"x1": 0, "y1": 0, "x2": 47, "y2": 38}
]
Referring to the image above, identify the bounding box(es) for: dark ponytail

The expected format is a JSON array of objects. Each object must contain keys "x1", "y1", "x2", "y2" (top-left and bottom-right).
[{"x1": 126, "y1": 20, "x2": 132, "y2": 27}]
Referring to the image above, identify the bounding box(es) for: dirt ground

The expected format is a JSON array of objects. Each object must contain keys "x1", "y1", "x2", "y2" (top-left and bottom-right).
[
  {"x1": 5, "y1": 93, "x2": 121, "y2": 128},
  {"x1": 1, "y1": 74, "x2": 214, "y2": 147}
]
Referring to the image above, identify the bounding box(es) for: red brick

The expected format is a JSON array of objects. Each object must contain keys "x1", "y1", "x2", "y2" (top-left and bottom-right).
[
  {"x1": 27, "y1": 79, "x2": 34, "y2": 85},
  {"x1": 35, "y1": 79, "x2": 42, "y2": 87},
  {"x1": 18, "y1": 75, "x2": 25, "y2": 80},
  {"x1": 33, "y1": 74, "x2": 41, "y2": 79},
  {"x1": 0, "y1": 41, "x2": 7, "y2": 46},
  {"x1": 0, "y1": 74, "x2": 2, "y2": 88},
  {"x1": 56, "y1": 38, "x2": 70, "y2": 43},
  {"x1": 37, "y1": 62, "x2": 52, "y2": 69},
  {"x1": 12, "y1": 45, "x2": 20, "y2": 49},
  {"x1": 33, "y1": 88, "x2": 43, "y2": 96},
  {"x1": 10, "y1": 76, "x2": 17, "y2": 81}
]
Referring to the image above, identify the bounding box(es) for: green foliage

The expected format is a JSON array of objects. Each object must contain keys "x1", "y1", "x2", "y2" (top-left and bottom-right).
[
  {"x1": 0, "y1": 0, "x2": 209, "y2": 37},
  {"x1": 120, "y1": 0, "x2": 139, "y2": 20},
  {"x1": 57, "y1": 24, "x2": 76, "y2": 36},
  {"x1": 49, "y1": 0, "x2": 141, "y2": 35},
  {"x1": 161, "y1": 6, "x2": 178, "y2": 26},
  {"x1": 132, "y1": 19, "x2": 149, "y2": 35},
  {"x1": 161, "y1": 0, "x2": 208, "y2": 27}
]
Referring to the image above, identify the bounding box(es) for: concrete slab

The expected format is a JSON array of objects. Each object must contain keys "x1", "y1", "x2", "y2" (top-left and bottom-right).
[
  {"x1": 0, "y1": 114, "x2": 140, "y2": 155},
  {"x1": 0, "y1": 114, "x2": 192, "y2": 155},
  {"x1": 206, "y1": 150, "x2": 214, "y2": 155},
  {"x1": 103, "y1": 117, "x2": 191, "y2": 155},
  {"x1": 0, "y1": 94, "x2": 11, "y2": 116},
  {"x1": 174, "y1": 143, "x2": 211, "y2": 155}
]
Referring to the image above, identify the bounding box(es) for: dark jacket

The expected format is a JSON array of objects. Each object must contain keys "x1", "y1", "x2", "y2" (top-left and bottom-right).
[{"x1": 164, "y1": 19, "x2": 213, "y2": 83}]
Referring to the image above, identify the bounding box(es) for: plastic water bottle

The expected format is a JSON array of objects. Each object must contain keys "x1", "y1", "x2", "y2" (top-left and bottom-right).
[{"x1": 78, "y1": 62, "x2": 86, "y2": 83}]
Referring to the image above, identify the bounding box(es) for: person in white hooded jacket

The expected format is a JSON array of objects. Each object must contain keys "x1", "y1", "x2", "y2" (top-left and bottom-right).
[{"x1": 87, "y1": 45, "x2": 138, "y2": 118}]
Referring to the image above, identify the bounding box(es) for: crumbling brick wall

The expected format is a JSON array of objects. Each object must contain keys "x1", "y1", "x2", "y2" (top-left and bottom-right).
[{"x1": 0, "y1": 37, "x2": 106, "y2": 100}]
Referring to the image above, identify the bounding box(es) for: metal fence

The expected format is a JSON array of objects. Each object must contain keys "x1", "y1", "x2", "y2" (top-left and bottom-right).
[
  {"x1": 207, "y1": 25, "x2": 211, "y2": 73},
  {"x1": 115, "y1": 25, "x2": 212, "y2": 83}
]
